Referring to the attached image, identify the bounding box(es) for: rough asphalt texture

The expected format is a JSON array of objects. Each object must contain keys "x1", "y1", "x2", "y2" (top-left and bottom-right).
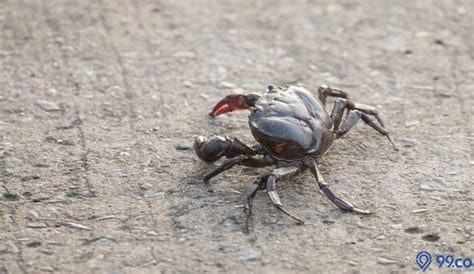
[{"x1": 1, "y1": 0, "x2": 473, "y2": 273}]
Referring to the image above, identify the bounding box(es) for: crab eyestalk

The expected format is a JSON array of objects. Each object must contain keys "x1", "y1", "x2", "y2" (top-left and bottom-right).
[{"x1": 210, "y1": 93, "x2": 260, "y2": 117}]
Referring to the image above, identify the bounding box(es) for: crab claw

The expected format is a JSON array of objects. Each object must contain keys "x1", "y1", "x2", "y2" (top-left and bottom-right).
[
  {"x1": 210, "y1": 94, "x2": 260, "y2": 117},
  {"x1": 194, "y1": 135, "x2": 231, "y2": 162},
  {"x1": 194, "y1": 135, "x2": 257, "y2": 163}
]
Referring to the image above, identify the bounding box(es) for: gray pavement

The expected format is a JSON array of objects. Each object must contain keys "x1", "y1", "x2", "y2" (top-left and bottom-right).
[{"x1": 0, "y1": 0, "x2": 473, "y2": 273}]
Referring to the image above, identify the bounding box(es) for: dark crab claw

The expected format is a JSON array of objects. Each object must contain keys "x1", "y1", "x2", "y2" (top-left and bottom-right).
[
  {"x1": 210, "y1": 93, "x2": 260, "y2": 117},
  {"x1": 194, "y1": 135, "x2": 231, "y2": 162},
  {"x1": 194, "y1": 135, "x2": 257, "y2": 164}
]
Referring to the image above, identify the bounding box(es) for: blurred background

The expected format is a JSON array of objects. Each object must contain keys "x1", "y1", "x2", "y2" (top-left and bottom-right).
[{"x1": 0, "y1": 0, "x2": 472, "y2": 273}]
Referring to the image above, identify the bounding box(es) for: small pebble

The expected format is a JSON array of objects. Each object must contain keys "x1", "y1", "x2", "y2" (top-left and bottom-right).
[
  {"x1": 39, "y1": 249, "x2": 53, "y2": 255},
  {"x1": 35, "y1": 162, "x2": 50, "y2": 168},
  {"x1": 422, "y1": 233, "x2": 440, "y2": 242},
  {"x1": 47, "y1": 88, "x2": 58, "y2": 95},
  {"x1": 27, "y1": 222, "x2": 48, "y2": 228},
  {"x1": 347, "y1": 261, "x2": 358, "y2": 266},
  {"x1": 57, "y1": 118, "x2": 82, "y2": 130},
  {"x1": 415, "y1": 31, "x2": 431, "y2": 38},
  {"x1": 239, "y1": 249, "x2": 262, "y2": 261},
  {"x1": 222, "y1": 216, "x2": 238, "y2": 227},
  {"x1": 57, "y1": 139, "x2": 74, "y2": 146},
  {"x1": 419, "y1": 184, "x2": 434, "y2": 191},
  {"x1": 382, "y1": 204, "x2": 397, "y2": 210},
  {"x1": 144, "y1": 192, "x2": 165, "y2": 201},
  {"x1": 408, "y1": 85, "x2": 434, "y2": 91},
  {"x1": 31, "y1": 194, "x2": 50, "y2": 202},
  {"x1": 3, "y1": 193, "x2": 20, "y2": 201},
  {"x1": 173, "y1": 51, "x2": 196, "y2": 59},
  {"x1": 95, "y1": 215, "x2": 114, "y2": 221},
  {"x1": 377, "y1": 257, "x2": 397, "y2": 265},
  {"x1": 65, "y1": 222, "x2": 92, "y2": 230},
  {"x1": 391, "y1": 224, "x2": 403, "y2": 229},
  {"x1": 433, "y1": 177, "x2": 450, "y2": 186},
  {"x1": 5, "y1": 158, "x2": 24, "y2": 169},
  {"x1": 433, "y1": 39, "x2": 445, "y2": 46},
  {"x1": 322, "y1": 219, "x2": 335, "y2": 225},
  {"x1": 92, "y1": 238, "x2": 114, "y2": 246},
  {"x1": 26, "y1": 241, "x2": 42, "y2": 248},
  {"x1": 140, "y1": 182, "x2": 154, "y2": 190},
  {"x1": 182, "y1": 80, "x2": 193, "y2": 88},
  {"x1": 405, "y1": 120, "x2": 420, "y2": 127},
  {"x1": 175, "y1": 145, "x2": 192, "y2": 151},
  {"x1": 46, "y1": 137, "x2": 75, "y2": 146},
  {"x1": 141, "y1": 157, "x2": 154, "y2": 167},
  {"x1": 436, "y1": 92, "x2": 452, "y2": 98},
  {"x1": 219, "y1": 81, "x2": 237, "y2": 89},
  {"x1": 400, "y1": 138, "x2": 417, "y2": 147},
  {"x1": 404, "y1": 227, "x2": 423, "y2": 234},
  {"x1": 39, "y1": 266, "x2": 55, "y2": 273},
  {"x1": 456, "y1": 7, "x2": 466, "y2": 14},
  {"x1": 0, "y1": 120, "x2": 14, "y2": 126},
  {"x1": 69, "y1": 150, "x2": 87, "y2": 157},
  {"x1": 27, "y1": 210, "x2": 39, "y2": 221},
  {"x1": 21, "y1": 175, "x2": 40, "y2": 181},
  {"x1": 35, "y1": 100, "x2": 63, "y2": 112},
  {"x1": 7, "y1": 242, "x2": 19, "y2": 253},
  {"x1": 112, "y1": 172, "x2": 132, "y2": 178}
]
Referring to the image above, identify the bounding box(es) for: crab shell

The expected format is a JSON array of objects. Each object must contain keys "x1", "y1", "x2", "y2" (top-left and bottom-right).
[{"x1": 249, "y1": 86, "x2": 335, "y2": 161}]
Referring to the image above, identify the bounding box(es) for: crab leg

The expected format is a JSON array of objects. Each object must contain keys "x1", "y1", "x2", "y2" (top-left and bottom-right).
[
  {"x1": 266, "y1": 174, "x2": 305, "y2": 223},
  {"x1": 244, "y1": 177, "x2": 264, "y2": 214},
  {"x1": 329, "y1": 98, "x2": 398, "y2": 150},
  {"x1": 360, "y1": 114, "x2": 398, "y2": 150},
  {"x1": 203, "y1": 155, "x2": 274, "y2": 183},
  {"x1": 307, "y1": 160, "x2": 372, "y2": 214},
  {"x1": 318, "y1": 84, "x2": 349, "y2": 105},
  {"x1": 243, "y1": 178, "x2": 261, "y2": 233},
  {"x1": 330, "y1": 99, "x2": 347, "y2": 129},
  {"x1": 203, "y1": 155, "x2": 248, "y2": 183},
  {"x1": 334, "y1": 109, "x2": 363, "y2": 138},
  {"x1": 242, "y1": 166, "x2": 305, "y2": 224},
  {"x1": 348, "y1": 101, "x2": 396, "y2": 148}
]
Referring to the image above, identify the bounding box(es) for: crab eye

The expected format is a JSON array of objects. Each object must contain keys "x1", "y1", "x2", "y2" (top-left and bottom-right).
[{"x1": 272, "y1": 142, "x2": 287, "y2": 154}]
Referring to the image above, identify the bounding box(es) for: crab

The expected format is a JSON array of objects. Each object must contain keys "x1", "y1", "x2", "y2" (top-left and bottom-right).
[{"x1": 194, "y1": 85, "x2": 397, "y2": 223}]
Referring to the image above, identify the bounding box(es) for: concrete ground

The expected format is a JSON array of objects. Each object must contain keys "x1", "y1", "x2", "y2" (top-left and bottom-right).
[{"x1": 0, "y1": 0, "x2": 472, "y2": 273}]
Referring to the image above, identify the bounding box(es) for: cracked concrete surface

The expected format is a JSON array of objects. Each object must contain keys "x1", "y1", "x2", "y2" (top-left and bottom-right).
[{"x1": 0, "y1": 0, "x2": 472, "y2": 273}]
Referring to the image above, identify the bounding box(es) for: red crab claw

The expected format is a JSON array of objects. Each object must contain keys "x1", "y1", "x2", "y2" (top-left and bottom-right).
[{"x1": 210, "y1": 93, "x2": 260, "y2": 117}]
